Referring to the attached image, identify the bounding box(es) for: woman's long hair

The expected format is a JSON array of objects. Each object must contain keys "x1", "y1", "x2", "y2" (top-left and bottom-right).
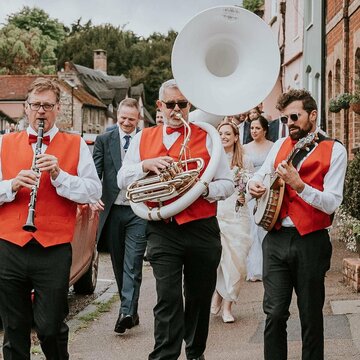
[{"x1": 217, "y1": 121, "x2": 244, "y2": 169}]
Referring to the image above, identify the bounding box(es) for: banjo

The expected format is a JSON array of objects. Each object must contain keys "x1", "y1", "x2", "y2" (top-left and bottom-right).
[{"x1": 253, "y1": 132, "x2": 317, "y2": 231}]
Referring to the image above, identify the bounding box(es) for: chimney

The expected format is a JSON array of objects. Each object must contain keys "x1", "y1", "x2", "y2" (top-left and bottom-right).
[{"x1": 93, "y1": 49, "x2": 107, "y2": 73}]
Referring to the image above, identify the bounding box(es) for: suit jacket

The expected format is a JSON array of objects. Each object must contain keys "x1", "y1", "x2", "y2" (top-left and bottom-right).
[
  {"x1": 268, "y1": 118, "x2": 281, "y2": 143},
  {"x1": 242, "y1": 121, "x2": 252, "y2": 144},
  {"x1": 93, "y1": 128, "x2": 123, "y2": 242}
]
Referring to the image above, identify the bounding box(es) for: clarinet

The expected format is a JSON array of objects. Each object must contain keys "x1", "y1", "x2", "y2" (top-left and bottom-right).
[{"x1": 23, "y1": 119, "x2": 45, "y2": 232}]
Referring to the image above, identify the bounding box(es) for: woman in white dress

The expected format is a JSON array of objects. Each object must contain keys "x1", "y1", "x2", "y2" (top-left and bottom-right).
[
  {"x1": 210, "y1": 122, "x2": 253, "y2": 323},
  {"x1": 244, "y1": 116, "x2": 274, "y2": 281}
]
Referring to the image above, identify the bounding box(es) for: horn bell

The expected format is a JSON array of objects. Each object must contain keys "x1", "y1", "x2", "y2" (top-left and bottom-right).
[{"x1": 171, "y1": 6, "x2": 280, "y2": 116}]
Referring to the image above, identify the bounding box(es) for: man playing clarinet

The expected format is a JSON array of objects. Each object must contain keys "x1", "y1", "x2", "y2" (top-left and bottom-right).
[{"x1": 0, "y1": 78, "x2": 101, "y2": 359}]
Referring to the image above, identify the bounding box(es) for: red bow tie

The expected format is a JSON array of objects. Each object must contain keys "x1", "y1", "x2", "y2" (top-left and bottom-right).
[
  {"x1": 28, "y1": 134, "x2": 51, "y2": 146},
  {"x1": 166, "y1": 126, "x2": 185, "y2": 135}
]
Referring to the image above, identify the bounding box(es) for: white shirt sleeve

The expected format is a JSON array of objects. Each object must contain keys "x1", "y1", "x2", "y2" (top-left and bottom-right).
[
  {"x1": 0, "y1": 137, "x2": 17, "y2": 204},
  {"x1": 0, "y1": 135, "x2": 102, "y2": 205},
  {"x1": 248, "y1": 137, "x2": 347, "y2": 215},
  {"x1": 117, "y1": 129, "x2": 235, "y2": 201},
  {"x1": 297, "y1": 141, "x2": 347, "y2": 214},
  {"x1": 51, "y1": 137, "x2": 102, "y2": 204}
]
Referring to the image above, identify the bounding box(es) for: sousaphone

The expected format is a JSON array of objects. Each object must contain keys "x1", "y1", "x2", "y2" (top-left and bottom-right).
[{"x1": 128, "y1": 6, "x2": 280, "y2": 221}]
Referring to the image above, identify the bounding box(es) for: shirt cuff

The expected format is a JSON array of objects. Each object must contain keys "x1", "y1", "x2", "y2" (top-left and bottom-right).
[
  {"x1": 4, "y1": 179, "x2": 16, "y2": 201},
  {"x1": 51, "y1": 169, "x2": 66, "y2": 187}
]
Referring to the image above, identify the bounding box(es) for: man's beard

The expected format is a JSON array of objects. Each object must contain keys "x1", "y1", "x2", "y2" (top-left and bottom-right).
[
  {"x1": 289, "y1": 122, "x2": 313, "y2": 140},
  {"x1": 164, "y1": 112, "x2": 185, "y2": 127}
]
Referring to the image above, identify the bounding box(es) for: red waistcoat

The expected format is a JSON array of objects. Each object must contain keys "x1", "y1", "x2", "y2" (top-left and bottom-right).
[
  {"x1": 0, "y1": 131, "x2": 80, "y2": 247},
  {"x1": 139, "y1": 124, "x2": 217, "y2": 224},
  {"x1": 274, "y1": 137, "x2": 334, "y2": 235}
]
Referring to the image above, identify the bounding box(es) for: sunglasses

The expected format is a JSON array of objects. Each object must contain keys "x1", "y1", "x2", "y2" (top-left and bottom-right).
[
  {"x1": 280, "y1": 113, "x2": 301, "y2": 124},
  {"x1": 162, "y1": 100, "x2": 189, "y2": 109}
]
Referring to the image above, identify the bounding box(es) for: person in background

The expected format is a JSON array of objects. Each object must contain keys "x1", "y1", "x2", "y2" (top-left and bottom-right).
[
  {"x1": 231, "y1": 113, "x2": 252, "y2": 145},
  {"x1": 0, "y1": 77, "x2": 102, "y2": 359},
  {"x1": 117, "y1": 79, "x2": 234, "y2": 360},
  {"x1": 155, "y1": 108, "x2": 164, "y2": 125},
  {"x1": 92, "y1": 98, "x2": 147, "y2": 335},
  {"x1": 244, "y1": 116, "x2": 273, "y2": 282},
  {"x1": 0, "y1": 123, "x2": 16, "y2": 134},
  {"x1": 268, "y1": 117, "x2": 289, "y2": 142},
  {"x1": 248, "y1": 89, "x2": 347, "y2": 360},
  {"x1": 248, "y1": 106, "x2": 262, "y2": 121},
  {"x1": 211, "y1": 121, "x2": 253, "y2": 323}
]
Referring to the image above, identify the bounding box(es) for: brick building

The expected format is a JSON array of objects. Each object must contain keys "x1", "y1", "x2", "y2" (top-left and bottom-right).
[{"x1": 326, "y1": 0, "x2": 360, "y2": 156}]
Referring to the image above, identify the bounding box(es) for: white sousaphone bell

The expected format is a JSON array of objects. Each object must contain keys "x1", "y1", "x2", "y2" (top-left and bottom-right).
[{"x1": 128, "y1": 6, "x2": 280, "y2": 221}]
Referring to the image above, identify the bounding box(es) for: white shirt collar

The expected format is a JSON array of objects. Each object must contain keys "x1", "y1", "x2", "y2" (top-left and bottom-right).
[{"x1": 27, "y1": 125, "x2": 59, "y2": 140}]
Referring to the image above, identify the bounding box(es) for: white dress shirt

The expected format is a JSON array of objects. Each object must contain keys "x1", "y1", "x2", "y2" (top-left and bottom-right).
[
  {"x1": 114, "y1": 127, "x2": 137, "y2": 205},
  {"x1": 238, "y1": 122, "x2": 245, "y2": 145},
  {"x1": 249, "y1": 130, "x2": 347, "y2": 227},
  {"x1": 117, "y1": 124, "x2": 234, "y2": 202},
  {"x1": 0, "y1": 126, "x2": 102, "y2": 205}
]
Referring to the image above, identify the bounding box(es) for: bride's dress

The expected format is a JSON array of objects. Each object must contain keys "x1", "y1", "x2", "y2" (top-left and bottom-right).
[{"x1": 215, "y1": 155, "x2": 253, "y2": 301}]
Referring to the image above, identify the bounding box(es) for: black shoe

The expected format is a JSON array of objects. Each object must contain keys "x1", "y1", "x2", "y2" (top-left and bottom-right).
[
  {"x1": 188, "y1": 355, "x2": 205, "y2": 360},
  {"x1": 114, "y1": 313, "x2": 139, "y2": 334}
]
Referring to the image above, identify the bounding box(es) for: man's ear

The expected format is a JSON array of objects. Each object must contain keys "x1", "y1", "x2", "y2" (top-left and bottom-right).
[{"x1": 156, "y1": 100, "x2": 162, "y2": 109}]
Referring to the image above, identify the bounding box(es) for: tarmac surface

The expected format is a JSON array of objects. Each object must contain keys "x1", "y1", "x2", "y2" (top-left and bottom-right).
[
  {"x1": 1, "y1": 235, "x2": 360, "y2": 359},
  {"x1": 65, "y1": 237, "x2": 360, "y2": 360}
]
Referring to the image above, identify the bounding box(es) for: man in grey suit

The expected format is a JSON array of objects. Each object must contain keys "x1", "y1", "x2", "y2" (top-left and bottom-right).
[{"x1": 92, "y1": 98, "x2": 147, "y2": 334}]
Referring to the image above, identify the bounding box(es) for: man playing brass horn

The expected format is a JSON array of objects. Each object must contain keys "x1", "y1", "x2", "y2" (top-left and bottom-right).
[
  {"x1": 248, "y1": 89, "x2": 347, "y2": 360},
  {"x1": 117, "y1": 79, "x2": 234, "y2": 360}
]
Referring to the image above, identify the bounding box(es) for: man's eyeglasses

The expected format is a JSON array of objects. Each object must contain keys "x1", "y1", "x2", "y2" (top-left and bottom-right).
[
  {"x1": 27, "y1": 102, "x2": 56, "y2": 112},
  {"x1": 280, "y1": 113, "x2": 301, "y2": 124},
  {"x1": 162, "y1": 100, "x2": 189, "y2": 109}
]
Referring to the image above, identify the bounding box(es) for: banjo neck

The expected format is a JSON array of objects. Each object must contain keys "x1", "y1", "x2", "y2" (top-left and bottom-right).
[{"x1": 269, "y1": 132, "x2": 317, "y2": 190}]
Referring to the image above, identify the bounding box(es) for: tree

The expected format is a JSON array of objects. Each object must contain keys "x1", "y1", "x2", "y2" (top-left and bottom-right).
[
  {"x1": 242, "y1": 0, "x2": 264, "y2": 12},
  {"x1": 57, "y1": 26, "x2": 176, "y2": 116},
  {"x1": 6, "y1": 6, "x2": 67, "y2": 44},
  {"x1": 0, "y1": 24, "x2": 57, "y2": 74}
]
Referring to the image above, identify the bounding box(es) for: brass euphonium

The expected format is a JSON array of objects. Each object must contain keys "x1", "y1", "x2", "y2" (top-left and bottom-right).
[
  {"x1": 126, "y1": 114, "x2": 205, "y2": 204},
  {"x1": 23, "y1": 119, "x2": 45, "y2": 232}
]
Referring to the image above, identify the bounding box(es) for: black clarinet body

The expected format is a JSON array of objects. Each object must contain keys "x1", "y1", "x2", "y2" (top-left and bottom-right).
[{"x1": 23, "y1": 120, "x2": 45, "y2": 232}]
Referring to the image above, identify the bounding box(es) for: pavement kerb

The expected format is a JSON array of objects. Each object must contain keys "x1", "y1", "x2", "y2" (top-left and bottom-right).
[{"x1": 67, "y1": 281, "x2": 118, "y2": 336}]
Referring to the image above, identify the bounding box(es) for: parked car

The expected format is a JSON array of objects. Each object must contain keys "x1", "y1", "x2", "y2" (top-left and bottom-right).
[
  {"x1": 70, "y1": 203, "x2": 99, "y2": 294},
  {"x1": 0, "y1": 203, "x2": 99, "y2": 330}
]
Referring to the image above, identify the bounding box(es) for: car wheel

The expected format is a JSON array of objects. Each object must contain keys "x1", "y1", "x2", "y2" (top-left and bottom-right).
[{"x1": 73, "y1": 250, "x2": 99, "y2": 295}]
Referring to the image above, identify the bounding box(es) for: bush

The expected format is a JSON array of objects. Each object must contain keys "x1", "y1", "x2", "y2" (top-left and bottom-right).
[
  {"x1": 343, "y1": 151, "x2": 360, "y2": 220},
  {"x1": 335, "y1": 206, "x2": 360, "y2": 255}
]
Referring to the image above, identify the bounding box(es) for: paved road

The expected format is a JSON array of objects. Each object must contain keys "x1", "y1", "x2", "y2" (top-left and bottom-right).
[
  {"x1": 1, "y1": 240, "x2": 360, "y2": 359},
  {"x1": 66, "y1": 239, "x2": 360, "y2": 360}
]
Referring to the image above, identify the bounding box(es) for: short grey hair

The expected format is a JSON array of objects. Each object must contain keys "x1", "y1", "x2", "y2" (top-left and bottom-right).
[
  {"x1": 158, "y1": 79, "x2": 179, "y2": 101},
  {"x1": 117, "y1": 97, "x2": 140, "y2": 115}
]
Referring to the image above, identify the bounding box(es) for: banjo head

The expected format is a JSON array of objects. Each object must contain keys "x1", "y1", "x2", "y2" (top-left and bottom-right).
[{"x1": 254, "y1": 174, "x2": 271, "y2": 224}]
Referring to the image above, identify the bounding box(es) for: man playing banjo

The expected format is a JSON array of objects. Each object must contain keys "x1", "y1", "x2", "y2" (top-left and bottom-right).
[{"x1": 248, "y1": 89, "x2": 347, "y2": 360}]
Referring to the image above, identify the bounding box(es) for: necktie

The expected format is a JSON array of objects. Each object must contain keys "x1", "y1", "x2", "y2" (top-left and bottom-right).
[
  {"x1": 28, "y1": 134, "x2": 50, "y2": 146},
  {"x1": 166, "y1": 126, "x2": 185, "y2": 135},
  {"x1": 123, "y1": 135, "x2": 131, "y2": 151},
  {"x1": 281, "y1": 123, "x2": 287, "y2": 138}
]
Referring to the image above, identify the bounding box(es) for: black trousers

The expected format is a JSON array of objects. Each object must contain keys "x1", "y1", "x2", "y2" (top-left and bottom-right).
[
  {"x1": 0, "y1": 239, "x2": 72, "y2": 360},
  {"x1": 262, "y1": 227, "x2": 332, "y2": 360},
  {"x1": 147, "y1": 217, "x2": 222, "y2": 360}
]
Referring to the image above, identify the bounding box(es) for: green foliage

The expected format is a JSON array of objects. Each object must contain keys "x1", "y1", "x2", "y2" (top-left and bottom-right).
[
  {"x1": 57, "y1": 26, "x2": 176, "y2": 116},
  {"x1": 243, "y1": 0, "x2": 264, "y2": 12},
  {"x1": 0, "y1": 24, "x2": 57, "y2": 74},
  {"x1": 343, "y1": 151, "x2": 360, "y2": 220},
  {"x1": 328, "y1": 93, "x2": 353, "y2": 112},
  {"x1": 7, "y1": 6, "x2": 67, "y2": 44},
  {"x1": 335, "y1": 206, "x2": 360, "y2": 254}
]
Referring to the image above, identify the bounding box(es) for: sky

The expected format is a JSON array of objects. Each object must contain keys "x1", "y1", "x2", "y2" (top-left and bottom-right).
[{"x1": 0, "y1": 0, "x2": 244, "y2": 37}]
